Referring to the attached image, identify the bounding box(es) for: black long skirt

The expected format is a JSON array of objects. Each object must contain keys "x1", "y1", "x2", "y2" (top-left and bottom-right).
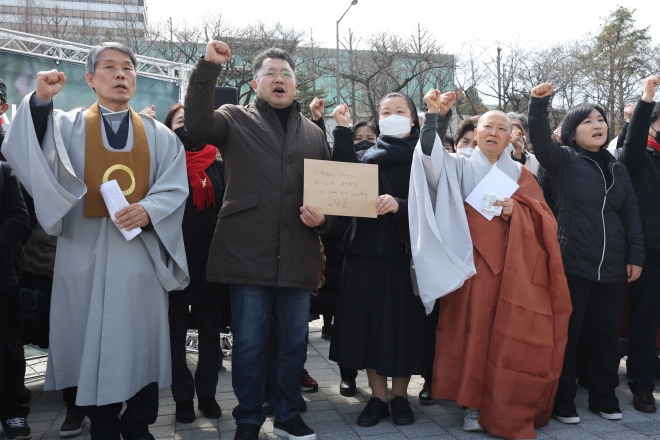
[{"x1": 329, "y1": 254, "x2": 429, "y2": 377}]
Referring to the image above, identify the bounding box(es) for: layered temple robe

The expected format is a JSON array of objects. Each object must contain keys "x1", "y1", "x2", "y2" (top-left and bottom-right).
[
  {"x1": 409, "y1": 136, "x2": 571, "y2": 439},
  {"x1": 1, "y1": 93, "x2": 189, "y2": 406}
]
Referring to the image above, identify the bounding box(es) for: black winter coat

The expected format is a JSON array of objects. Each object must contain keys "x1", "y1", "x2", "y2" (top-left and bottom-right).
[
  {"x1": 529, "y1": 96, "x2": 645, "y2": 282},
  {"x1": 0, "y1": 162, "x2": 30, "y2": 293},
  {"x1": 331, "y1": 126, "x2": 412, "y2": 263},
  {"x1": 173, "y1": 158, "x2": 225, "y2": 305},
  {"x1": 620, "y1": 99, "x2": 660, "y2": 265}
]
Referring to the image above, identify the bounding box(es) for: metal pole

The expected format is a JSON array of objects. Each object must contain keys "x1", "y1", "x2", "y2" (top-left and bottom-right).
[
  {"x1": 335, "y1": 2, "x2": 356, "y2": 106},
  {"x1": 336, "y1": 20, "x2": 340, "y2": 105}
]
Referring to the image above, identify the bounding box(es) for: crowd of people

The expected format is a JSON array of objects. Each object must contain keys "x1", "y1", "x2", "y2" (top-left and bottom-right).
[{"x1": 0, "y1": 38, "x2": 659, "y2": 440}]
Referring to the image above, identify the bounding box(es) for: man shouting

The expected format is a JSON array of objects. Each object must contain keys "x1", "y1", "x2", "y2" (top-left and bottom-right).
[{"x1": 1, "y1": 42, "x2": 189, "y2": 440}]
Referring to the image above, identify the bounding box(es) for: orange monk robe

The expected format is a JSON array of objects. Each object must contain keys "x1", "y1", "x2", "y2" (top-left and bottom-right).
[{"x1": 432, "y1": 167, "x2": 572, "y2": 440}]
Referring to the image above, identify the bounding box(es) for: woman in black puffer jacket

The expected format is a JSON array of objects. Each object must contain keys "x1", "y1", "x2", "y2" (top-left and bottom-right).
[{"x1": 528, "y1": 83, "x2": 645, "y2": 424}]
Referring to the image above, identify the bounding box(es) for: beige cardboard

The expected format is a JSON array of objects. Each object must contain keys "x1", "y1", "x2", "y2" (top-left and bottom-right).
[{"x1": 303, "y1": 159, "x2": 378, "y2": 218}]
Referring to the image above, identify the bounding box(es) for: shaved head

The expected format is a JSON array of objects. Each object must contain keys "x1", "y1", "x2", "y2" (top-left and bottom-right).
[{"x1": 478, "y1": 110, "x2": 513, "y2": 132}]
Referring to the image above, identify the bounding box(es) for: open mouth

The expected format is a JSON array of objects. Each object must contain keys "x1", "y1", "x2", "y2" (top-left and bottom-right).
[
  {"x1": 485, "y1": 139, "x2": 497, "y2": 145},
  {"x1": 593, "y1": 132, "x2": 603, "y2": 138},
  {"x1": 115, "y1": 84, "x2": 127, "y2": 91},
  {"x1": 273, "y1": 87, "x2": 285, "y2": 96}
]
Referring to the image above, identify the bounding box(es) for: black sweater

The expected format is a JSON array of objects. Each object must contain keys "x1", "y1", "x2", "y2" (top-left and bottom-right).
[
  {"x1": 620, "y1": 99, "x2": 660, "y2": 264},
  {"x1": 529, "y1": 96, "x2": 645, "y2": 282},
  {"x1": 331, "y1": 126, "x2": 412, "y2": 263}
]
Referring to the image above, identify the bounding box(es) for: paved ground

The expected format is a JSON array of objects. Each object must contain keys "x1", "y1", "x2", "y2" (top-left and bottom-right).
[{"x1": 8, "y1": 319, "x2": 660, "y2": 440}]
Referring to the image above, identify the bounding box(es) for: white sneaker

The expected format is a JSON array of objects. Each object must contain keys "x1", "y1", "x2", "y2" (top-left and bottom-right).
[{"x1": 463, "y1": 407, "x2": 485, "y2": 432}]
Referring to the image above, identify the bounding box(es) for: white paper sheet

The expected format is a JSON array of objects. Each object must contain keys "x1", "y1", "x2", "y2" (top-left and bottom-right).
[
  {"x1": 465, "y1": 166, "x2": 520, "y2": 220},
  {"x1": 100, "y1": 179, "x2": 142, "y2": 241}
]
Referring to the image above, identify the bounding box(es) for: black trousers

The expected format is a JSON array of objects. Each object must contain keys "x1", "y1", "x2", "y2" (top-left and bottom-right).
[
  {"x1": 627, "y1": 261, "x2": 660, "y2": 391},
  {"x1": 0, "y1": 286, "x2": 31, "y2": 421},
  {"x1": 80, "y1": 382, "x2": 158, "y2": 440},
  {"x1": 168, "y1": 295, "x2": 220, "y2": 402},
  {"x1": 554, "y1": 274, "x2": 625, "y2": 412},
  {"x1": 421, "y1": 300, "x2": 440, "y2": 383}
]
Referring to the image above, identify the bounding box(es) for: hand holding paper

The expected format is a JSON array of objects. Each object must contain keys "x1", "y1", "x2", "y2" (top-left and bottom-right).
[
  {"x1": 100, "y1": 180, "x2": 142, "y2": 241},
  {"x1": 465, "y1": 167, "x2": 519, "y2": 220}
]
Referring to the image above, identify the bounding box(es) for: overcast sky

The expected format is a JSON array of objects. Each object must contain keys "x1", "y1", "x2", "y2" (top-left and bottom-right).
[{"x1": 146, "y1": 0, "x2": 659, "y2": 53}]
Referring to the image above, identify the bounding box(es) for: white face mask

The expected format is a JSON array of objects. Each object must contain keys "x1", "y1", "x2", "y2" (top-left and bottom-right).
[
  {"x1": 379, "y1": 114, "x2": 411, "y2": 138},
  {"x1": 457, "y1": 147, "x2": 474, "y2": 158}
]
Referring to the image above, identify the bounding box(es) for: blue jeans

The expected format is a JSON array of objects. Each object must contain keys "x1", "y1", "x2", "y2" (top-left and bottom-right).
[{"x1": 230, "y1": 284, "x2": 310, "y2": 426}]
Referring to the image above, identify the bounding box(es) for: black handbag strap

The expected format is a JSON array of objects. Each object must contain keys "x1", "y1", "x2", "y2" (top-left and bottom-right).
[{"x1": 379, "y1": 170, "x2": 411, "y2": 255}]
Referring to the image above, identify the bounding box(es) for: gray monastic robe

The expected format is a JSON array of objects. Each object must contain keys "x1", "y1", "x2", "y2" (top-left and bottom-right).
[{"x1": 2, "y1": 93, "x2": 189, "y2": 406}]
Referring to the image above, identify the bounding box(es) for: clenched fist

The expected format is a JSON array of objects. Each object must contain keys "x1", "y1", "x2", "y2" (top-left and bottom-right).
[
  {"x1": 333, "y1": 103, "x2": 351, "y2": 127},
  {"x1": 641, "y1": 75, "x2": 660, "y2": 103},
  {"x1": 139, "y1": 105, "x2": 156, "y2": 119},
  {"x1": 424, "y1": 89, "x2": 456, "y2": 116},
  {"x1": 36, "y1": 69, "x2": 66, "y2": 101},
  {"x1": 310, "y1": 97, "x2": 325, "y2": 120},
  {"x1": 624, "y1": 103, "x2": 635, "y2": 123},
  {"x1": 205, "y1": 40, "x2": 231, "y2": 65},
  {"x1": 531, "y1": 82, "x2": 553, "y2": 99}
]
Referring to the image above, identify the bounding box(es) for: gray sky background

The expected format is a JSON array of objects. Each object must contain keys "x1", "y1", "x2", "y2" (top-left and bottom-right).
[{"x1": 146, "y1": 0, "x2": 659, "y2": 53}]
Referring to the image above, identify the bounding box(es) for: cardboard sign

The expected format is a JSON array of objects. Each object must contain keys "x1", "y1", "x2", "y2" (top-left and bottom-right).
[{"x1": 303, "y1": 159, "x2": 378, "y2": 218}]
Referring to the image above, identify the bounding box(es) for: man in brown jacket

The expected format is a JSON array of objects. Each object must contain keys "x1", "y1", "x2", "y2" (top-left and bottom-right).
[{"x1": 185, "y1": 41, "x2": 331, "y2": 440}]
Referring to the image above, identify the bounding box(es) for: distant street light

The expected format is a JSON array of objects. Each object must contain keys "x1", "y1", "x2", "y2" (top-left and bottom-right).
[{"x1": 336, "y1": 0, "x2": 358, "y2": 107}]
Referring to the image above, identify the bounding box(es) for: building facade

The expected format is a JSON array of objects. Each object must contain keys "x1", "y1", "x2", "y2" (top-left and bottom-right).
[{"x1": 0, "y1": 0, "x2": 146, "y2": 41}]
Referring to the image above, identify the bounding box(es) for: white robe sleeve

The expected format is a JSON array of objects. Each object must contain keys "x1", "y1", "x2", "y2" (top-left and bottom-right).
[
  {"x1": 1, "y1": 93, "x2": 86, "y2": 236},
  {"x1": 409, "y1": 134, "x2": 476, "y2": 313},
  {"x1": 139, "y1": 121, "x2": 190, "y2": 292}
]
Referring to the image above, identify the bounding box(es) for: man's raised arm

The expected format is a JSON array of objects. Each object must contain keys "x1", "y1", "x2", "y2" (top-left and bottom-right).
[{"x1": 184, "y1": 41, "x2": 232, "y2": 149}]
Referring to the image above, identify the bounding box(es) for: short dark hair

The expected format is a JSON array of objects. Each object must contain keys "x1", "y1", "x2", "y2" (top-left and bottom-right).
[
  {"x1": 507, "y1": 112, "x2": 528, "y2": 133},
  {"x1": 651, "y1": 102, "x2": 660, "y2": 125},
  {"x1": 353, "y1": 121, "x2": 379, "y2": 138},
  {"x1": 164, "y1": 103, "x2": 184, "y2": 130},
  {"x1": 454, "y1": 116, "x2": 480, "y2": 148},
  {"x1": 560, "y1": 103, "x2": 609, "y2": 150},
  {"x1": 252, "y1": 48, "x2": 295, "y2": 79}
]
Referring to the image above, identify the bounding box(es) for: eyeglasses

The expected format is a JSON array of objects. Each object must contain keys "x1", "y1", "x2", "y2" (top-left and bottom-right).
[{"x1": 260, "y1": 69, "x2": 295, "y2": 80}]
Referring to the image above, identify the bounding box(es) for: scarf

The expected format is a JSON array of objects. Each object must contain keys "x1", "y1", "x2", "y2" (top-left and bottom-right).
[
  {"x1": 185, "y1": 144, "x2": 217, "y2": 211},
  {"x1": 648, "y1": 135, "x2": 660, "y2": 153},
  {"x1": 361, "y1": 129, "x2": 420, "y2": 165}
]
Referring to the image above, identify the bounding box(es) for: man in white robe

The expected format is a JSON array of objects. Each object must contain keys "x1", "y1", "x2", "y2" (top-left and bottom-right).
[{"x1": 1, "y1": 42, "x2": 189, "y2": 440}]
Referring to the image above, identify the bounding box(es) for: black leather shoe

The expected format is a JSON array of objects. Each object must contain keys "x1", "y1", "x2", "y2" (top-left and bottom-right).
[
  {"x1": 175, "y1": 400, "x2": 195, "y2": 424},
  {"x1": 198, "y1": 396, "x2": 222, "y2": 419},
  {"x1": 633, "y1": 387, "x2": 657, "y2": 413},
  {"x1": 339, "y1": 380, "x2": 356, "y2": 397},
  {"x1": 418, "y1": 381, "x2": 435, "y2": 405},
  {"x1": 59, "y1": 408, "x2": 86, "y2": 437},
  {"x1": 390, "y1": 396, "x2": 414, "y2": 426},
  {"x1": 234, "y1": 423, "x2": 261, "y2": 440},
  {"x1": 357, "y1": 398, "x2": 389, "y2": 427}
]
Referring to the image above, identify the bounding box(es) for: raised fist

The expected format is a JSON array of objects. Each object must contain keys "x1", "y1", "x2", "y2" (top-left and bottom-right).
[
  {"x1": 624, "y1": 103, "x2": 635, "y2": 122},
  {"x1": 642, "y1": 75, "x2": 660, "y2": 103},
  {"x1": 424, "y1": 89, "x2": 440, "y2": 114},
  {"x1": 139, "y1": 105, "x2": 156, "y2": 119},
  {"x1": 531, "y1": 82, "x2": 553, "y2": 99},
  {"x1": 310, "y1": 97, "x2": 325, "y2": 120},
  {"x1": 205, "y1": 40, "x2": 231, "y2": 65},
  {"x1": 438, "y1": 91, "x2": 456, "y2": 117},
  {"x1": 36, "y1": 69, "x2": 66, "y2": 101},
  {"x1": 333, "y1": 103, "x2": 351, "y2": 127}
]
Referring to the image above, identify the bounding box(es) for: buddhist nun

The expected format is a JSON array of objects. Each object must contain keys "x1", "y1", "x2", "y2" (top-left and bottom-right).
[
  {"x1": 408, "y1": 89, "x2": 571, "y2": 439},
  {"x1": 1, "y1": 42, "x2": 189, "y2": 440}
]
